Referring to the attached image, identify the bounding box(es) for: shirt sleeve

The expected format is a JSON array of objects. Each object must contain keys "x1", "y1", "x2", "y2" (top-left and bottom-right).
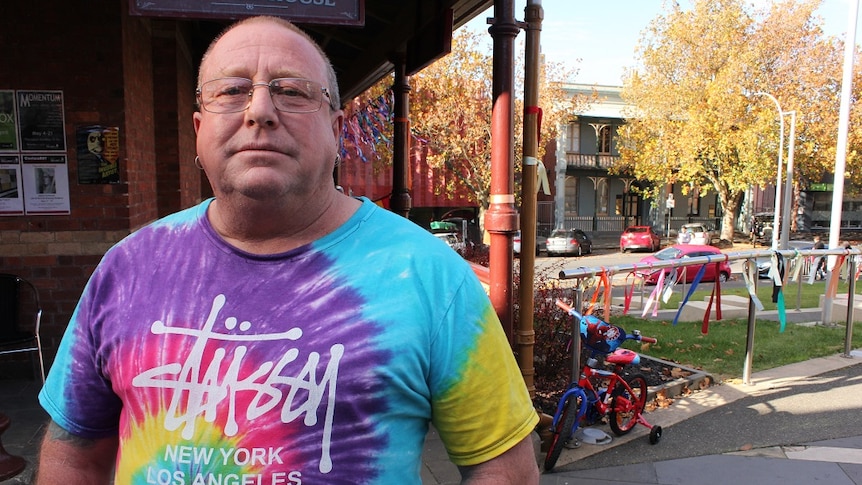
[
  {"x1": 428, "y1": 272, "x2": 538, "y2": 466},
  {"x1": 38, "y1": 262, "x2": 123, "y2": 438}
]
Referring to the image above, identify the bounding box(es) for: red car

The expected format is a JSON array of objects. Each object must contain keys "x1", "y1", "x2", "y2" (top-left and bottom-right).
[
  {"x1": 636, "y1": 244, "x2": 731, "y2": 285},
  {"x1": 620, "y1": 226, "x2": 661, "y2": 253}
]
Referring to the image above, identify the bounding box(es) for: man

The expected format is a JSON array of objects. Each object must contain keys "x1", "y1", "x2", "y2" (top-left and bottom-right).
[
  {"x1": 36, "y1": 16, "x2": 539, "y2": 485},
  {"x1": 813, "y1": 235, "x2": 826, "y2": 279}
]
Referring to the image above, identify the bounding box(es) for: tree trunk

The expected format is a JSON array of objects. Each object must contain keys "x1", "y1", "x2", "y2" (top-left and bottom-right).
[{"x1": 718, "y1": 190, "x2": 744, "y2": 243}]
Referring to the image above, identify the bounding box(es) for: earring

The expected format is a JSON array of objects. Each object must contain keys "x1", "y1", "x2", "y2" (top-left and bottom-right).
[
  {"x1": 334, "y1": 154, "x2": 341, "y2": 166},
  {"x1": 194, "y1": 156, "x2": 203, "y2": 170}
]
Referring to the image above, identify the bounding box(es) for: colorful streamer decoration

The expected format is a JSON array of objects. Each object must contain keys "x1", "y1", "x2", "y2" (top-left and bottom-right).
[
  {"x1": 340, "y1": 91, "x2": 397, "y2": 163},
  {"x1": 769, "y1": 252, "x2": 787, "y2": 333}
]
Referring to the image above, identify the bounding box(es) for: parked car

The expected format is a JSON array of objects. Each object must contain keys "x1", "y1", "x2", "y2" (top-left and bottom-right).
[
  {"x1": 620, "y1": 225, "x2": 661, "y2": 253},
  {"x1": 434, "y1": 232, "x2": 466, "y2": 254},
  {"x1": 750, "y1": 212, "x2": 776, "y2": 246},
  {"x1": 546, "y1": 228, "x2": 593, "y2": 256},
  {"x1": 679, "y1": 223, "x2": 716, "y2": 246},
  {"x1": 636, "y1": 244, "x2": 731, "y2": 284},
  {"x1": 513, "y1": 230, "x2": 548, "y2": 256},
  {"x1": 756, "y1": 239, "x2": 816, "y2": 278}
]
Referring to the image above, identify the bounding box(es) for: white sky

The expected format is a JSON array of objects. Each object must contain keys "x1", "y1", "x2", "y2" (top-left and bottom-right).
[{"x1": 463, "y1": 0, "x2": 862, "y2": 86}]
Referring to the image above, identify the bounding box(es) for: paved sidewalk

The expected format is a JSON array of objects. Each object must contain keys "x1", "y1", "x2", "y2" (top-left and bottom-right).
[
  {"x1": 421, "y1": 349, "x2": 862, "y2": 484},
  {"x1": 2, "y1": 352, "x2": 860, "y2": 484}
]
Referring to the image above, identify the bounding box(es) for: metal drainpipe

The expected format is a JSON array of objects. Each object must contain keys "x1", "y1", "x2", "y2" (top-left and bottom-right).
[
  {"x1": 389, "y1": 54, "x2": 412, "y2": 218},
  {"x1": 518, "y1": 0, "x2": 542, "y2": 397},
  {"x1": 485, "y1": 0, "x2": 520, "y2": 343}
]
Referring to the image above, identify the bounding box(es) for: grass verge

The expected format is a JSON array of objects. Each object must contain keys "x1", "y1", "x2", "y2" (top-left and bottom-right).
[{"x1": 613, "y1": 315, "x2": 862, "y2": 380}]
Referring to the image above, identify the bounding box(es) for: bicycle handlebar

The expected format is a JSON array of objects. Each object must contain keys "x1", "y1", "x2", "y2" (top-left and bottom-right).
[{"x1": 555, "y1": 299, "x2": 657, "y2": 344}]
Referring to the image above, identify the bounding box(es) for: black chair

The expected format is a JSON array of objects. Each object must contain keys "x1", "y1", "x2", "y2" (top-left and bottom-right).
[{"x1": 0, "y1": 274, "x2": 45, "y2": 383}]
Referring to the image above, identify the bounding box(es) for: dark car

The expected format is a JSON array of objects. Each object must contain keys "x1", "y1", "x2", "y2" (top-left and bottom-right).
[
  {"x1": 546, "y1": 229, "x2": 593, "y2": 256},
  {"x1": 513, "y1": 230, "x2": 548, "y2": 256},
  {"x1": 620, "y1": 225, "x2": 661, "y2": 253},
  {"x1": 636, "y1": 244, "x2": 732, "y2": 284}
]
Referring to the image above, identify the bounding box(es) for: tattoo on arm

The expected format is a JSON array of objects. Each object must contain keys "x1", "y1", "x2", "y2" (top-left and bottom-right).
[{"x1": 46, "y1": 421, "x2": 98, "y2": 448}]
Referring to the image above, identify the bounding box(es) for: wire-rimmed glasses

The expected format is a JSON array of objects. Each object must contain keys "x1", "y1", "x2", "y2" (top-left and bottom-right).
[{"x1": 197, "y1": 77, "x2": 334, "y2": 114}]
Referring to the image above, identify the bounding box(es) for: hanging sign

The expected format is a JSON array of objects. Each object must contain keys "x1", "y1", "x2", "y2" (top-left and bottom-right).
[{"x1": 129, "y1": 0, "x2": 365, "y2": 26}]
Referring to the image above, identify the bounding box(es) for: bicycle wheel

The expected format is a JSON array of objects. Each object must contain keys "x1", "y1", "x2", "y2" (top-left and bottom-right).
[
  {"x1": 544, "y1": 393, "x2": 581, "y2": 472},
  {"x1": 609, "y1": 374, "x2": 647, "y2": 435}
]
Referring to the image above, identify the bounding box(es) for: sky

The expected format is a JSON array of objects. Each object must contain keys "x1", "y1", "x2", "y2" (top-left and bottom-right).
[{"x1": 462, "y1": 0, "x2": 862, "y2": 86}]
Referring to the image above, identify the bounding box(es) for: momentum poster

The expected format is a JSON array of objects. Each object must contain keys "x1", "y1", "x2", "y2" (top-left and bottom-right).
[{"x1": 16, "y1": 90, "x2": 66, "y2": 152}]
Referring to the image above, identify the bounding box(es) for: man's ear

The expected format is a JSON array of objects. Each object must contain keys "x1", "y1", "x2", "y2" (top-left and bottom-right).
[{"x1": 331, "y1": 109, "x2": 344, "y2": 141}]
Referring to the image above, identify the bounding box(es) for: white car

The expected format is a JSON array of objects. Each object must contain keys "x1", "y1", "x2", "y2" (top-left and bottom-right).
[
  {"x1": 680, "y1": 223, "x2": 716, "y2": 246},
  {"x1": 434, "y1": 232, "x2": 466, "y2": 254}
]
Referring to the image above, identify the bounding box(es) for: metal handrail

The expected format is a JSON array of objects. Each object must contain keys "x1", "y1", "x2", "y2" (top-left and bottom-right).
[{"x1": 557, "y1": 247, "x2": 862, "y2": 385}]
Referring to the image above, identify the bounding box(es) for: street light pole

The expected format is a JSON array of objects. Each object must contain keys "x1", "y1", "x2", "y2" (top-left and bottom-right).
[
  {"x1": 751, "y1": 92, "x2": 787, "y2": 250},
  {"x1": 780, "y1": 110, "x2": 796, "y2": 250}
]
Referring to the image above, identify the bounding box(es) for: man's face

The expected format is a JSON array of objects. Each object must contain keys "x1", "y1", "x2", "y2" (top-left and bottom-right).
[
  {"x1": 87, "y1": 132, "x2": 104, "y2": 155},
  {"x1": 192, "y1": 21, "x2": 343, "y2": 203}
]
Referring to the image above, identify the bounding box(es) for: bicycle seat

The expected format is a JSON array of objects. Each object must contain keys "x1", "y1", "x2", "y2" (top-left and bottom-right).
[
  {"x1": 606, "y1": 348, "x2": 640, "y2": 366},
  {"x1": 579, "y1": 315, "x2": 626, "y2": 353}
]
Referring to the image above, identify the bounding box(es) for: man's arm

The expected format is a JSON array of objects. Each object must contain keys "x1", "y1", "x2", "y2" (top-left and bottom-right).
[
  {"x1": 457, "y1": 435, "x2": 539, "y2": 484},
  {"x1": 36, "y1": 420, "x2": 118, "y2": 485}
]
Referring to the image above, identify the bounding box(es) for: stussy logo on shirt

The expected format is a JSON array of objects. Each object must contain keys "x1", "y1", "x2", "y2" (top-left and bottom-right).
[{"x1": 132, "y1": 294, "x2": 344, "y2": 473}]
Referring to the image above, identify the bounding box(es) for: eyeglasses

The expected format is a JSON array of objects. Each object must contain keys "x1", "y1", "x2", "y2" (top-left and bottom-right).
[{"x1": 196, "y1": 77, "x2": 334, "y2": 114}]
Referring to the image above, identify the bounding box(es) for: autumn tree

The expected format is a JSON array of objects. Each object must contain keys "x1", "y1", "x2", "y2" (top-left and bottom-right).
[
  {"x1": 617, "y1": 0, "x2": 844, "y2": 241},
  {"x1": 412, "y1": 28, "x2": 589, "y2": 214},
  {"x1": 343, "y1": 28, "x2": 589, "y2": 224}
]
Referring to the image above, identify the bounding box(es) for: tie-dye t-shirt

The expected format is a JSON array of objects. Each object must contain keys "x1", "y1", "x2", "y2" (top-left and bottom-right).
[{"x1": 39, "y1": 197, "x2": 538, "y2": 484}]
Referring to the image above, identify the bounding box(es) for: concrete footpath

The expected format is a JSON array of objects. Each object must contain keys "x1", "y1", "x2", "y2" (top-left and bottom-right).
[{"x1": 422, "y1": 350, "x2": 862, "y2": 484}]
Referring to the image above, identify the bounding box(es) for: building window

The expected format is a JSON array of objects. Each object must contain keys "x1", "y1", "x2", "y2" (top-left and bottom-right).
[
  {"x1": 567, "y1": 122, "x2": 579, "y2": 152},
  {"x1": 599, "y1": 125, "x2": 612, "y2": 154},
  {"x1": 565, "y1": 176, "x2": 578, "y2": 216},
  {"x1": 597, "y1": 178, "x2": 609, "y2": 216},
  {"x1": 688, "y1": 185, "x2": 701, "y2": 216}
]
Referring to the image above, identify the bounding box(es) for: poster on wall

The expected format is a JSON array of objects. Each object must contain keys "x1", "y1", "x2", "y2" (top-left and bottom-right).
[
  {"x1": 16, "y1": 90, "x2": 66, "y2": 152},
  {"x1": 0, "y1": 91, "x2": 18, "y2": 151},
  {"x1": 0, "y1": 155, "x2": 24, "y2": 215},
  {"x1": 22, "y1": 154, "x2": 70, "y2": 214},
  {"x1": 76, "y1": 125, "x2": 120, "y2": 184}
]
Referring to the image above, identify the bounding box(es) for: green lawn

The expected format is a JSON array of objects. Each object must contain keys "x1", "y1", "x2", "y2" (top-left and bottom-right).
[
  {"x1": 609, "y1": 278, "x2": 862, "y2": 380},
  {"x1": 612, "y1": 315, "x2": 861, "y2": 380}
]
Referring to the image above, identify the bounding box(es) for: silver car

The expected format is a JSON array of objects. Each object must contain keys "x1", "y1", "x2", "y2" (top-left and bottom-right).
[{"x1": 546, "y1": 229, "x2": 593, "y2": 256}]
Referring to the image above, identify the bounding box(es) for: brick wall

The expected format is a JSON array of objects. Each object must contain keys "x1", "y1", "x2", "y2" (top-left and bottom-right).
[{"x1": 0, "y1": 1, "x2": 200, "y2": 378}]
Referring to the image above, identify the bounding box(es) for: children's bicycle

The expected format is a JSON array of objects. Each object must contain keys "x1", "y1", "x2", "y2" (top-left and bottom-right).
[{"x1": 544, "y1": 299, "x2": 663, "y2": 472}]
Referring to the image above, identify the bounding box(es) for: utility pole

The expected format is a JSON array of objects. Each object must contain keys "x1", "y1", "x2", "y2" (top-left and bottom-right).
[{"x1": 518, "y1": 0, "x2": 543, "y2": 398}]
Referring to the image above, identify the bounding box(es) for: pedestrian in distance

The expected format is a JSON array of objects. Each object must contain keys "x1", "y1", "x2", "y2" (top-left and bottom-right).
[
  {"x1": 677, "y1": 226, "x2": 691, "y2": 245},
  {"x1": 35, "y1": 16, "x2": 539, "y2": 485},
  {"x1": 813, "y1": 235, "x2": 827, "y2": 280}
]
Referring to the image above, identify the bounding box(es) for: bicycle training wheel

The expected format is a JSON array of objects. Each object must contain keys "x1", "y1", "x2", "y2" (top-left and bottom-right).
[
  {"x1": 544, "y1": 393, "x2": 581, "y2": 472},
  {"x1": 609, "y1": 374, "x2": 647, "y2": 436}
]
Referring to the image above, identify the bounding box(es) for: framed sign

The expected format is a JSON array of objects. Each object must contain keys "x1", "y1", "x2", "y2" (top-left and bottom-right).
[
  {"x1": 16, "y1": 90, "x2": 66, "y2": 152},
  {"x1": 129, "y1": 0, "x2": 364, "y2": 26},
  {"x1": 0, "y1": 91, "x2": 18, "y2": 151},
  {"x1": 0, "y1": 155, "x2": 23, "y2": 215},
  {"x1": 22, "y1": 154, "x2": 70, "y2": 215}
]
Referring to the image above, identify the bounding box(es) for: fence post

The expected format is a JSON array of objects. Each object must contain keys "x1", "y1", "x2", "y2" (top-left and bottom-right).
[
  {"x1": 571, "y1": 286, "x2": 583, "y2": 384},
  {"x1": 844, "y1": 257, "x2": 856, "y2": 357},
  {"x1": 743, "y1": 273, "x2": 758, "y2": 385}
]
